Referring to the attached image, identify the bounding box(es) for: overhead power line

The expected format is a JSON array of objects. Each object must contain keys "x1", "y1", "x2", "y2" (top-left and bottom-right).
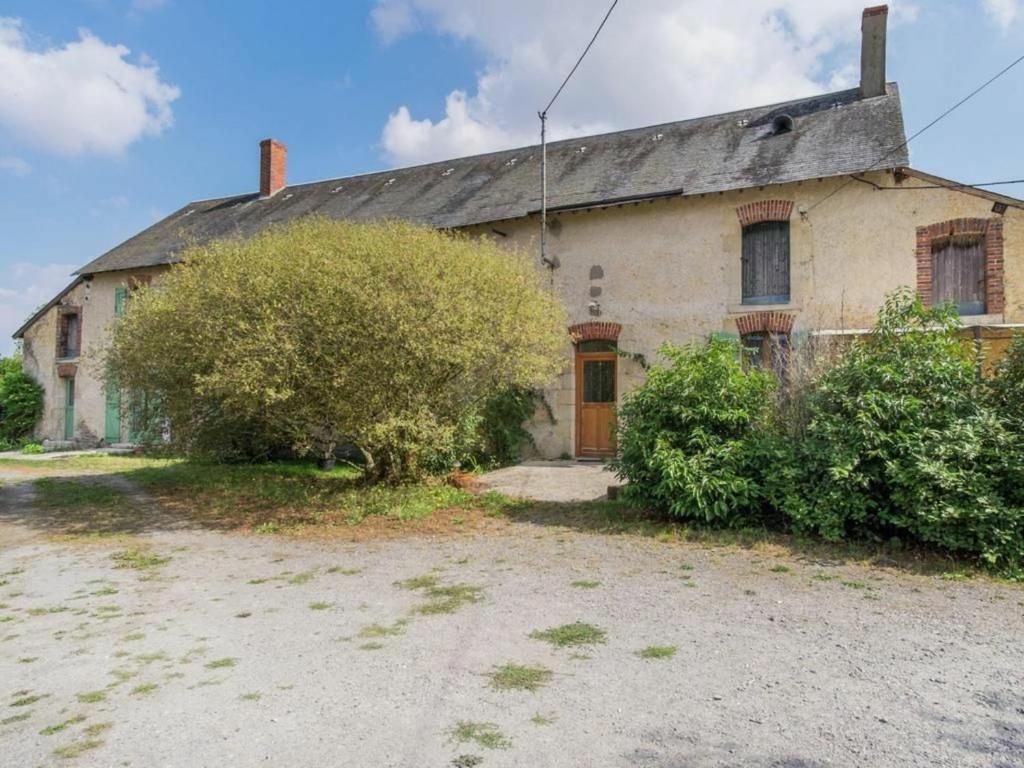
[
  {"x1": 539, "y1": 0, "x2": 620, "y2": 268},
  {"x1": 805, "y1": 50, "x2": 1024, "y2": 215}
]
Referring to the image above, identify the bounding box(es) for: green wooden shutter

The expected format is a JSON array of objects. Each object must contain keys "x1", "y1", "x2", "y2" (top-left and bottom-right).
[
  {"x1": 64, "y1": 378, "x2": 75, "y2": 441},
  {"x1": 114, "y1": 286, "x2": 128, "y2": 318}
]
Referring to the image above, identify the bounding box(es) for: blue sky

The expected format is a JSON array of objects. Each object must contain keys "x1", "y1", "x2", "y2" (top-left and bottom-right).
[{"x1": 1, "y1": 0, "x2": 1022, "y2": 353}]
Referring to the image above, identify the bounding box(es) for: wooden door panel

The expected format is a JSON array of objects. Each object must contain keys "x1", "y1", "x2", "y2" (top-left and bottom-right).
[{"x1": 576, "y1": 352, "x2": 616, "y2": 457}]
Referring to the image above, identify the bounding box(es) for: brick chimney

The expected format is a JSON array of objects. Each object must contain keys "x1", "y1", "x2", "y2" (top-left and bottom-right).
[
  {"x1": 860, "y1": 5, "x2": 888, "y2": 99},
  {"x1": 259, "y1": 138, "x2": 287, "y2": 198}
]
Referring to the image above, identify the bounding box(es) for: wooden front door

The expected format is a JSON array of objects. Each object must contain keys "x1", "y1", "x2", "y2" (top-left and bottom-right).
[{"x1": 575, "y1": 351, "x2": 616, "y2": 458}]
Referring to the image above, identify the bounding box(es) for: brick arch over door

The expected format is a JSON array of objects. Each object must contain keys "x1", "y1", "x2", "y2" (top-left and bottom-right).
[
  {"x1": 736, "y1": 199, "x2": 794, "y2": 227},
  {"x1": 568, "y1": 321, "x2": 622, "y2": 344},
  {"x1": 735, "y1": 311, "x2": 795, "y2": 337},
  {"x1": 916, "y1": 217, "x2": 1004, "y2": 314}
]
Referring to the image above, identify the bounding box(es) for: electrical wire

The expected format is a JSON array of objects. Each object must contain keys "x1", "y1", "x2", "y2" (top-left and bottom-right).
[
  {"x1": 804, "y1": 51, "x2": 1024, "y2": 214},
  {"x1": 540, "y1": 0, "x2": 620, "y2": 117}
]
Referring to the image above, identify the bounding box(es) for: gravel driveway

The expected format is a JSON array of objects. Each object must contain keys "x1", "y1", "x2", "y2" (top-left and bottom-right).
[{"x1": 1, "y1": 468, "x2": 1022, "y2": 767}]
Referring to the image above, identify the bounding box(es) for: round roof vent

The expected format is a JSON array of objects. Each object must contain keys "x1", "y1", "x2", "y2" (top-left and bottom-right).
[{"x1": 771, "y1": 114, "x2": 795, "y2": 135}]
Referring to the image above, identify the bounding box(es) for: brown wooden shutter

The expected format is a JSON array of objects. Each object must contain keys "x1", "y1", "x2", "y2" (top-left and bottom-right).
[
  {"x1": 932, "y1": 234, "x2": 985, "y2": 315},
  {"x1": 742, "y1": 221, "x2": 790, "y2": 304}
]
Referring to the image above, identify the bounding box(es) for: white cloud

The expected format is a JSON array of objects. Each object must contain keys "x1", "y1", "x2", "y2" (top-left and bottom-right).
[
  {"x1": 0, "y1": 155, "x2": 30, "y2": 176},
  {"x1": 372, "y1": 0, "x2": 925, "y2": 166},
  {"x1": 982, "y1": 0, "x2": 1020, "y2": 27},
  {"x1": 0, "y1": 262, "x2": 79, "y2": 355},
  {"x1": 0, "y1": 18, "x2": 180, "y2": 156}
]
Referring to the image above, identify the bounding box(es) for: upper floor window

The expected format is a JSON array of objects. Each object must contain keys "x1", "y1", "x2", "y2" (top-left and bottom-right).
[
  {"x1": 741, "y1": 221, "x2": 790, "y2": 305},
  {"x1": 932, "y1": 233, "x2": 985, "y2": 315},
  {"x1": 57, "y1": 308, "x2": 81, "y2": 359}
]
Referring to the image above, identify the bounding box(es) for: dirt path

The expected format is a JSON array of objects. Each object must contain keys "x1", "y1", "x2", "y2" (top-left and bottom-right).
[{"x1": 0, "y1": 466, "x2": 1022, "y2": 767}]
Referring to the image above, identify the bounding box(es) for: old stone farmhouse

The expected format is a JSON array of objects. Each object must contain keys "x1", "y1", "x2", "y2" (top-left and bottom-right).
[{"x1": 13, "y1": 6, "x2": 1024, "y2": 459}]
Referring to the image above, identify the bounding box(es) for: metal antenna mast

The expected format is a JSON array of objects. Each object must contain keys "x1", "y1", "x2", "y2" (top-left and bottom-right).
[{"x1": 538, "y1": 0, "x2": 620, "y2": 269}]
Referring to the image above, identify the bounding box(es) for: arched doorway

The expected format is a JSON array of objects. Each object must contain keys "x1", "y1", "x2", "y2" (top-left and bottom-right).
[{"x1": 569, "y1": 322, "x2": 621, "y2": 459}]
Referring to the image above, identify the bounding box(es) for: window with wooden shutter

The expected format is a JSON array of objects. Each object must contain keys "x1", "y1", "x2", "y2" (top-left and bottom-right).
[
  {"x1": 741, "y1": 221, "x2": 790, "y2": 305},
  {"x1": 931, "y1": 234, "x2": 985, "y2": 315},
  {"x1": 57, "y1": 309, "x2": 81, "y2": 359}
]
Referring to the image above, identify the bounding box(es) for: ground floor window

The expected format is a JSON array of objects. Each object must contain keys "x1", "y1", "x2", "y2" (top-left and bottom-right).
[{"x1": 742, "y1": 332, "x2": 790, "y2": 377}]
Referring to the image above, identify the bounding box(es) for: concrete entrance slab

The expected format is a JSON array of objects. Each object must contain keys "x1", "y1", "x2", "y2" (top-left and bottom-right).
[{"x1": 475, "y1": 460, "x2": 615, "y2": 502}]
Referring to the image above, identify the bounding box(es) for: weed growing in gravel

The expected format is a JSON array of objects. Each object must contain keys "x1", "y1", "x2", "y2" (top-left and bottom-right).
[
  {"x1": 121, "y1": 632, "x2": 145, "y2": 642},
  {"x1": 52, "y1": 738, "x2": 104, "y2": 759},
  {"x1": 91, "y1": 586, "x2": 118, "y2": 596},
  {"x1": 76, "y1": 691, "x2": 106, "y2": 704},
  {"x1": 235, "y1": 611, "x2": 252, "y2": 618},
  {"x1": 571, "y1": 580, "x2": 601, "y2": 589},
  {"x1": 530, "y1": 622, "x2": 607, "y2": 648},
  {"x1": 84, "y1": 722, "x2": 113, "y2": 737},
  {"x1": 636, "y1": 645, "x2": 677, "y2": 660},
  {"x1": 530, "y1": 712, "x2": 557, "y2": 726},
  {"x1": 111, "y1": 549, "x2": 169, "y2": 570},
  {"x1": 1, "y1": 711, "x2": 32, "y2": 725},
  {"x1": 448, "y1": 721, "x2": 511, "y2": 750},
  {"x1": 39, "y1": 715, "x2": 86, "y2": 736},
  {"x1": 451, "y1": 756, "x2": 484, "y2": 767},
  {"x1": 135, "y1": 652, "x2": 169, "y2": 665},
  {"x1": 17, "y1": 657, "x2": 37, "y2": 663},
  {"x1": 309, "y1": 601, "x2": 333, "y2": 611},
  {"x1": 327, "y1": 566, "x2": 362, "y2": 575},
  {"x1": 287, "y1": 571, "x2": 316, "y2": 585},
  {"x1": 415, "y1": 584, "x2": 484, "y2": 615},
  {"x1": 394, "y1": 574, "x2": 439, "y2": 591},
  {"x1": 359, "y1": 620, "x2": 408, "y2": 638},
  {"x1": 680, "y1": 563, "x2": 694, "y2": 571},
  {"x1": 10, "y1": 692, "x2": 47, "y2": 707},
  {"x1": 358, "y1": 642, "x2": 384, "y2": 651},
  {"x1": 240, "y1": 692, "x2": 262, "y2": 701},
  {"x1": 841, "y1": 580, "x2": 868, "y2": 590},
  {"x1": 27, "y1": 605, "x2": 69, "y2": 616},
  {"x1": 130, "y1": 683, "x2": 158, "y2": 696},
  {"x1": 205, "y1": 657, "x2": 238, "y2": 669},
  {"x1": 487, "y1": 663, "x2": 553, "y2": 692},
  {"x1": 108, "y1": 668, "x2": 138, "y2": 686},
  {"x1": 812, "y1": 574, "x2": 837, "y2": 582},
  {"x1": 769, "y1": 565, "x2": 791, "y2": 574}
]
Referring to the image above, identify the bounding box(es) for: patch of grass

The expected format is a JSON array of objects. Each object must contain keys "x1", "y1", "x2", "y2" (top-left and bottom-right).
[
  {"x1": 308, "y1": 601, "x2": 333, "y2": 611},
  {"x1": 204, "y1": 657, "x2": 238, "y2": 670},
  {"x1": 253, "y1": 522, "x2": 281, "y2": 534},
  {"x1": 11, "y1": 692, "x2": 47, "y2": 707},
  {"x1": 287, "y1": 570, "x2": 316, "y2": 585},
  {"x1": 448, "y1": 721, "x2": 511, "y2": 750},
  {"x1": 34, "y1": 478, "x2": 124, "y2": 509},
  {"x1": 841, "y1": 580, "x2": 868, "y2": 590},
  {"x1": 812, "y1": 573, "x2": 837, "y2": 582},
  {"x1": 240, "y1": 692, "x2": 262, "y2": 701},
  {"x1": 52, "y1": 739, "x2": 104, "y2": 759},
  {"x1": 679, "y1": 563, "x2": 694, "y2": 571},
  {"x1": 91, "y1": 586, "x2": 119, "y2": 596},
  {"x1": 769, "y1": 564, "x2": 791, "y2": 574},
  {"x1": 636, "y1": 645, "x2": 677, "y2": 660},
  {"x1": 17, "y1": 656, "x2": 38, "y2": 663},
  {"x1": 327, "y1": 566, "x2": 362, "y2": 575},
  {"x1": 235, "y1": 611, "x2": 252, "y2": 618},
  {"x1": 1, "y1": 711, "x2": 32, "y2": 725},
  {"x1": 135, "y1": 652, "x2": 169, "y2": 664},
  {"x1": 84, "y1": 722, "x2": 113, "y2": 737},
  {"x1": 358, "y1": 641, "x2": 384, "y2": 651},
  {"x1": 394, "y1": 574, "x2": 439, "y2": 591},
  {"x1": 530, "y1": 712, "x2": 556, "y2": 726},
  {"x1": 121, "y1": 632, "x2": 145, "y2": 642},
  {"x1": 529, "y1": 622, "x2": 607, "y2": 649},
  {"x1": 75, "y1": 691, "x2": 106, "y2": 704},
  {"x1": 111, "y1": 549, "x2": 169, "y2": 570},
  {"x1": 358, "y1": 620, "x2": 408, "y2": 639},
  {"x1": 452, "y1": 756, "x2": 484, "y2": 768},
  {"x1": 415, "y1": 583, "x2": 484, "y2": 615},
  {"x1": 570, "y1": 580, "x2": 601, "y2": 589},
  {"x1": 39, "y1": 715, "x2": 86, "y2": 736},
  {"x1": 27, "y1": 605, "x2": 69, "y2": 616},
  {"x1": 487, "y1": 663, "x2": 553, "y2": 692},
  {"x1": 941, "y1": 571, "x2": 970, "y2": 582},
  {"x1": 129, "y1": 682, "x2": 158, "y2": 696}
]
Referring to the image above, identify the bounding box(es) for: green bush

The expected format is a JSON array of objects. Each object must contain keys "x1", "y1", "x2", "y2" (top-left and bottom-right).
[
  {"x1": 106, "y1": 218, "x2": 566, "y2": 481},
  {"x1": 610, "y1": 338, "x2": 776, "y2": 526},
  {"x1": 0, "y1": 354, "x2": 43, "y2": 444},
  {"x1": 20, "y1": 442, "x2": 44, "y2": 455},
  {"x1": 786, "y1": 289, "x2": 1023, "y2": 571}
]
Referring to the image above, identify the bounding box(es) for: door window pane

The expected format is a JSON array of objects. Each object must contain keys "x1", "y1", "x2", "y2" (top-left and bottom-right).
[{"x1": 582, "y1": 360, "x2": 615, "y2": 403}]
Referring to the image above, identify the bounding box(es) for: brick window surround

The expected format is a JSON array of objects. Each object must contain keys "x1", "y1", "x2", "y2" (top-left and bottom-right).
[
  {"x1": 569, "y1": 321, "x2": 622, "y2": 344},
  {"x1": 916, "y1": 218, "x2": 1004, "y2": 314},
  {"x1": 735, "y1": 311, "x2": 795, "y2": 337},
  {"x1": 736, "y1": 199, "x2": 794, "y2": 227}
]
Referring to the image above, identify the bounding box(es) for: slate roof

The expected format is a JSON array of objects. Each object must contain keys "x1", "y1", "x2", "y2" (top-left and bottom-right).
[{"x1": 76, "y1": 85, "x2": 908, "y2": 275}]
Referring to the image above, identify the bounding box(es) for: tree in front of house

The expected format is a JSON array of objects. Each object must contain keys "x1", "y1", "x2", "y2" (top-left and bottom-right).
[
  {"x1": 0, "y1": 350, "x2": 43, "y2": 449},
  {"x1": 105, "y1": 218, "x2": 566, "y2": 480}
]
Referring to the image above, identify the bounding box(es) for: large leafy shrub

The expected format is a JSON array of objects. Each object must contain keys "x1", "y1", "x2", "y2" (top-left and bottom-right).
[
  {"x1": 106, "y1": 218, "x2": 566, "y2": 481},
  {"x1": 610, "y1": 338, "x2": 776, "y2": 526},
  {"x1": 0, "y1": 353, "x2": 43, "y2": 446},
  {"x1": 786, "y1": 289, "x2": 1023, "y2": 570}
]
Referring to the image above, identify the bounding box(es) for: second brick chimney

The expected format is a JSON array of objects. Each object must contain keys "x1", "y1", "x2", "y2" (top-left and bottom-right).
[
  {"x1": 259, "y1": 138, "x2": 287, "y2": 198},
  {"x1": 860, "y1": 5, "x2": 888, "y2": 99}
]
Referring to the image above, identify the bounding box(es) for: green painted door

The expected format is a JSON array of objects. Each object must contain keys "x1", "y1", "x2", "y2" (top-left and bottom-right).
[
  {"x1": 63, "y1": 377, "x2": 75, "y2": 441},
  {"x1": 104, "y1": 384, "x2": 121, "y2": 443}
]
